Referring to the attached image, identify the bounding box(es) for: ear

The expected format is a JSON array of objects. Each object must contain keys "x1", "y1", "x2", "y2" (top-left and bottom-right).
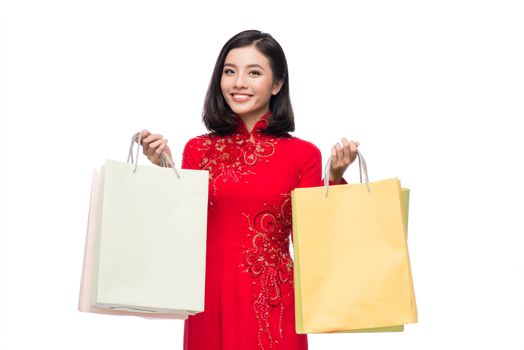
[{"x1": 272, "y1": 79, "x2": 284, "y2": 96}]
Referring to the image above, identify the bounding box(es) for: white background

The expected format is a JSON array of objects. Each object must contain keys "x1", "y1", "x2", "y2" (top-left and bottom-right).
[{"x1": 1, "y1": 0, "x2": 523, "y2": 349}]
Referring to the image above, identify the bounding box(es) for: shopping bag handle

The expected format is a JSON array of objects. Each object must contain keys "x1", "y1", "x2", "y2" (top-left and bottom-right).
[
  {"x1": 323, "y1": 150, "x2": 370, "y2": 197},
  {"x1": 127, "y1": 131, "x2": 181, "y2": 178}
]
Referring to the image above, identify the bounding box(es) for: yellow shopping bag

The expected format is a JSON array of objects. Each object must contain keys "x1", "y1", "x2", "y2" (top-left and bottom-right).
[{"x1": 292, "y1": 152, "x2": 417, "y2": 333}]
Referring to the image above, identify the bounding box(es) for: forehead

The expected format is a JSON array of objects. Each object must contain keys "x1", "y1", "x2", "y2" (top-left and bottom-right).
[{"x1": 224, "y1": 46, "x2": 271, "y2": 68}]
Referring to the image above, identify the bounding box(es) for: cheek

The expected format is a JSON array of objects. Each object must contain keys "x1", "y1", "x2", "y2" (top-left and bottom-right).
[
  {"x1": 253, "y1": 80, "x2": 274, "y2": 96},
  {"x1": 220, "y1": 77, "x2": 229, "y2": 95}
]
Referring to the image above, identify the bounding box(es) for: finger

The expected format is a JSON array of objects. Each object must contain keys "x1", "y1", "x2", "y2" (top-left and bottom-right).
[
  {"x1": 149, "y1": 139, "x2": 163, "y2": 149},
  {"x1": 335, "y1": 143, "x2": 344, "y2": 164},
  {"x1": 143, "y1": 136, "x2": 162, "y2": 156},
  {"x1": 140, "y1": 130, "x2": 151, "y2": 143},
  {"x1": 142, "y1": 134, "x2": 163, "y2": 146},
  {"x1": 341, "y1": 138, "x2": 351, "y2": 163},
  {"x1": 331, "y1": 145, "x2": 337, "y2": 159},
  {"x1": 135, "y1": 130, "x2": 149, "y2": 145},
  {"x1": 142, "y1": 140, "x2": 150, "y2": 154},
  {"x1": 147, "y1": 144, "x2": 158, "y2": 158},
  {"x1": 156, "y1": 140, "x2": 168, "y2": 154},
  {"x1": 142, "y1": 137, "x2": 162, "y2": 150},
  {"x1": 350, "y1": 141, "x2": 360, "y2": 161}
]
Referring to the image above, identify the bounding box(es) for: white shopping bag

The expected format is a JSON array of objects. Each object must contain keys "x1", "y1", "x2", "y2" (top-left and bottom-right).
[{"x1": 79, "y1": 133, "x2": 208, "y2": 318}]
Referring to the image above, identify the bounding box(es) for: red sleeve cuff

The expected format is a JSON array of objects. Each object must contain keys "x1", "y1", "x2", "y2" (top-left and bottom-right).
[{"x1": 328, "y1": 177, "x2": 347, "y2": 186}]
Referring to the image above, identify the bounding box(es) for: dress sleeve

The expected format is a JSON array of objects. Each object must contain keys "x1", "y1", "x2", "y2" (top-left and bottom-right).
[
  {"x1": 181, "y1": 138, "x2": 201, "y2": 170},
  {"x1": 296, "y1": 143, "x2": 322, "y2": 188},
  {"x1": 296, "y1": 141, "x2": 347, "y2": 188}
]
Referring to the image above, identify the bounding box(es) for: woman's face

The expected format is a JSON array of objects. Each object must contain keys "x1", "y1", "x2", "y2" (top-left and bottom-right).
[{"x1": 220, "y1": 45, "x2": 283, "y2": 122}]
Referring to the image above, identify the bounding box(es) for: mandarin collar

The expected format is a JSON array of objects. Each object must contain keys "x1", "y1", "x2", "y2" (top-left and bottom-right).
[{"x1": 234, "y1": 110, "x2": 272, "y2": 135}]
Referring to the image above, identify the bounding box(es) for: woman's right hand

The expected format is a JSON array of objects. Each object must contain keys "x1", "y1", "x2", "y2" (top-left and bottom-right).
[{"x1": 140, "y1": 129, "x2": 172, "y2": 166}]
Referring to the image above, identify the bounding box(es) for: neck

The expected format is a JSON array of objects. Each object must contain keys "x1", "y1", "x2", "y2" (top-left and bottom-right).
[{"x1": 238, "y1": 110, "x2": 270, "y2": 133}]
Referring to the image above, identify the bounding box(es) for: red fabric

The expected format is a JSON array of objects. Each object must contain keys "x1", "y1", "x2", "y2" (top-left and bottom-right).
[{"x1": 181, "y1": 111, "x2": 342, "y2": 350}]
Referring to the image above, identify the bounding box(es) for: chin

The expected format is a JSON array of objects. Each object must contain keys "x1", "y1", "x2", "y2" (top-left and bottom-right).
[{"x1": 230, "y1": 106, "x2": 255, "y2": 116}]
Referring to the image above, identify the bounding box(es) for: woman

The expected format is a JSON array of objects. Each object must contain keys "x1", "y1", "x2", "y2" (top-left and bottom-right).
[{"x1": 141, "y1": 29, "x2": 359, "y2": 350}]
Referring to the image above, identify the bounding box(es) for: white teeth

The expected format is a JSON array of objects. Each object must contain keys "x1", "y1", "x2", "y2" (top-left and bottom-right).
[{"x1": 233, "y1": 94, "x2": 250, "y2": 99}]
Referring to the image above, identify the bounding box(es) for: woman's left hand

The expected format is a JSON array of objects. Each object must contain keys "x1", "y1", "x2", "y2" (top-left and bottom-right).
[{"x1": 329, "y1": 138, "x2": 360, "y2": 184}]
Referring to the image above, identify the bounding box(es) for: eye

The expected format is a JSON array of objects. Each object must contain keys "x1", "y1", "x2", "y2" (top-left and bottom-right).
[
  {"x1": 223, "y1": 68, "x2": 235, "y2": 75},
  {"x1": 250, "y1": 70, "x2": 261, "y2": 76}
]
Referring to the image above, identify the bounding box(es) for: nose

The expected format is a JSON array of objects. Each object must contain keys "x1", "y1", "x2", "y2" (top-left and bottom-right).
[{"x1": 234, "y1": 71, "x2": 248, "y2": 89}]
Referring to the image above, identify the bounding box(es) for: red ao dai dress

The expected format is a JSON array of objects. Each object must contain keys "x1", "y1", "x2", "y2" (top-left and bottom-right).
[{"x1": 182, "y1": 111, "x2": 341, "y2": 350}]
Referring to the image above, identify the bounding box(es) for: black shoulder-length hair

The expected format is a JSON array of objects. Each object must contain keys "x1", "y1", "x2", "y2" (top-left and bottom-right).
[{"x1": 202, "y1": 30, "x2": 294, "y2": 137}]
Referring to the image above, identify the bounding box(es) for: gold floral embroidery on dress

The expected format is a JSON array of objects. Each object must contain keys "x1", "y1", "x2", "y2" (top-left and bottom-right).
[
  {"x1": 240, "y1": 193, "x2": 294, "y2": 350},
  {"x1": 194, "y1": 131, "x2": 278, "y2": 199}
]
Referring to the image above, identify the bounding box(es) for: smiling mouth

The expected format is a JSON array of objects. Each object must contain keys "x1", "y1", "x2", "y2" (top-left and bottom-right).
[{"x1": 231, "y1": 94, "x2": 252, "y2": 102}]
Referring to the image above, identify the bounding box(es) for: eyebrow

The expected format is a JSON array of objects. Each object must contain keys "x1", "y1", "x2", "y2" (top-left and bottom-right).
[{"x1": 223, "y1": 63, "x2": 265, "y2": 70}]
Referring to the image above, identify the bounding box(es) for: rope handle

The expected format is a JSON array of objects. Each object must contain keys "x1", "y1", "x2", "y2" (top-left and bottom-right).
[
  {"x1": 127, "y1": 131, "x2": 181, "y2": 178},
  {"x1": 323, "y1": 150, "x2": 370, "y2": 197}
]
